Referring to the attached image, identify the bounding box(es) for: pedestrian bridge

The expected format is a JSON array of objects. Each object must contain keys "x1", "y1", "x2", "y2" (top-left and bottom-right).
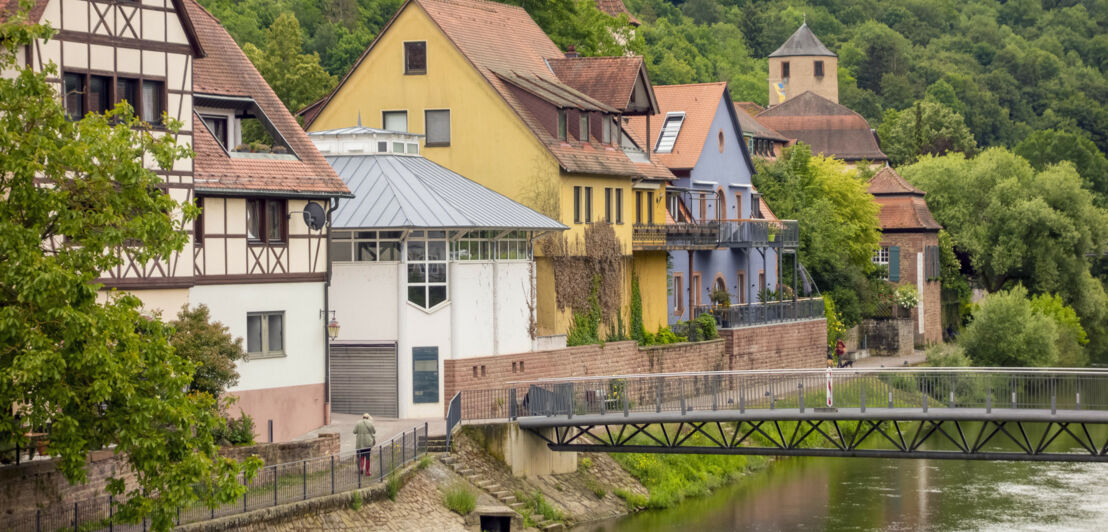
[{"x1": 448, "y1": 368, "x2": 1108, "y2": 462}]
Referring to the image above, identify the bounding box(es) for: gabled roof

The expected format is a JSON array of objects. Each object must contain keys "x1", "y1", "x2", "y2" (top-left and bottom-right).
[
  {"x1": 756, "y1": 91, "x2": 887, "y2": 162},
  {"x1": 866, "y1": 167, "x2": 941, "y2": 231},
  {"x1": 595, "y1": 0, "x2": 640, "y2": 26},
  {"x1": 305, "y1": 0, "x2": 671, "y2": 180},
  {"x1": 494, "y1": 69, "x2": 617, "y2": 113},
  {"x1": 185, "y1": 0, "x2": 348, "y2": 197},
  {"x1": 327, "y1": 154, "x2": 567, "y2": 231},
  {"x1": 868, "y1": 167, "x2": 924, "y2": 196},
  {"x1": 769, "y1": 23, "x2": 835, "y2": 58},
  {"x1": 547, "y1": 56, "x2": 658, "y2": 114},
  {"x1": 732, "y1": 102, "x2": 789, "y2": 142}
]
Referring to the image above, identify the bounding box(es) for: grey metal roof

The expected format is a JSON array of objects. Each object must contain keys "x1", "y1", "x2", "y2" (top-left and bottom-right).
[
  {"x1": 769, "y1": 23, "x2": 836, "y2": 58},
  {"x1": 326, "y1": 155, "x2": 567, "y2": 231}
]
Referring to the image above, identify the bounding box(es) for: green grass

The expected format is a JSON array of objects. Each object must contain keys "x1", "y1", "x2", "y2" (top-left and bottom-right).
[
  {"x1": 442, "y1": 483, "x2": 477, "y2": 515},
  {"x1": 514, "y1": 489, "x2": 564, "y2": 526},
  {"x1": 348, "y1": 491, "x2": 363, "y2": 510},
  {"x1": 584, "y1": 476, "x2": 607, "y2": 499},
  {"x1": 417, "y1": 454, "x2": 433, "y2": 470},
  {"x1": 385, "y1": 471, "x2": 404, "y2": 501},
  {"x1": 612, "y1": 487, "x2": 648, "y2": 510}
]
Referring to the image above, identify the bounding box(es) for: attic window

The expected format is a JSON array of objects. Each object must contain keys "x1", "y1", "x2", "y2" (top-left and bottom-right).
[
  {"x1": 654, "y1": 112, "x2": 685, "y2": 154},
  {"x1": 405, "y1": 42, "x2": 427, "y2": 75},
  {"x1": 782, "y1": 62, "x2": 790, "y2": 79},
  {"x1": 815, "y1": 60, "x2": 824, "y2": 77}
]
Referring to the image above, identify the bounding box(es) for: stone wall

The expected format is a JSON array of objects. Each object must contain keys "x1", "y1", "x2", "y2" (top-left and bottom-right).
[
  {"x1": 0, "y1": 434, "x2": 340, "y2": 517},
  {"x1": 858, "y1": 318, "x2": 915, "y2": 358},
  {"x1": 443, "y1": 318, "x2": 827, "y2": 407},
  {"x1": 880, "y1": 231, "x2": 942, "y2": 345}
]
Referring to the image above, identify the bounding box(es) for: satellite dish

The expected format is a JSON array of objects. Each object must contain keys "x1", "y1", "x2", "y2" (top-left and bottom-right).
[{"x1": 303, "y1": 202, "x2": 327, "y2": 231}]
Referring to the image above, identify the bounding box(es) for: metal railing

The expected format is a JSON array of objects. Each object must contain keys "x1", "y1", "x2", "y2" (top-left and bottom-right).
[
  {"x1": 693, "y1": 297, "x2": 824, "y2": 328},
  {"x1": 455, "y1": 368, "x2": 1108, "y2": 422},
  {"x1": 717, "y1": 219, "x2": 799, "y2": 247},
  {"x1": 1, "y1": 424, "x2": 428, "y2": 531},
  {"x1": 445, "y1": 392, "x2": 461, "y2": 451},
  {"x1": 632, "y1": 220, "x2": 799, "y2": 250}
]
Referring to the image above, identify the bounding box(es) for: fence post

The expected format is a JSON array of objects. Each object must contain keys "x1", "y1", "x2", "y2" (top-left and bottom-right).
[
  {"x1": 302, "y1": 461, "x2": 307, "y2": 500},
  {"x1": 888, "y1": 390, "x2": 893, "y2": 409},
  {"x1": 656, "y1": 379, "x2": 662, "y2": 413},
  {"x1": 987, "y1": 389, "x2": 992, "y2": 414},
  {"x1": 402, "y1": 432, "x2": 407, "y2": 464},
  {"x1": 273, "y1": 466, "x2": 278, "y2": 507},
  {"x1": 331, "y1": 455, "x2": 336, "y2": 494},
  {"x1": 379, "y1": 446, "x2": 385, "y2": 482},
  {"x1": 1077, "y1": 390, "x2": 1082, "y2": 410},
  {"x1": 36, "y1": 509, "x2": 40, "y2": 532},
  {"x1": 623, "y1": 386, "x2": 629, "y2": 417},
  {"x1": 109, "y1": 495, "x2": 113, "y2": 532},
  {"x1": 861, "y1": 386, "x2": 866, "y2": 413},
  {"x1": 923, "y1": 394, "x2": 928, "y2": 413},
  {"x1": 949, "y1": 391, "x2": 954, "y2": 409},
  {"x1": 1052, "y1": 392, "x2": 1057, "y2": 415},
  {"x1": 177, "y1": 507, "x2": 181, "y2": 526},
  {"x1": 798, "y1": 382, "x2": 804, "y2": 413},
  {"x1": 510, "y1": 388, "x2": 517, "y2": 420},
  {"x1": 712, "y1": 378, "x2": 719, "y2": 411},
  {"x1": 73, "y1": 502, "x2": 78, "y2": 532},
  {"x1": 242, "y1": 473, "x2": 247, "y2": 512},
  {"x1": 424, "y1": 422, "x2": 429, "y2": 453}
]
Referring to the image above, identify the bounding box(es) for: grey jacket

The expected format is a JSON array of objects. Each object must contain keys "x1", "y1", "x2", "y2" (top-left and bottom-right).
[{"x1": 353, "y1": 420, "x2": 376, "y2": 450}]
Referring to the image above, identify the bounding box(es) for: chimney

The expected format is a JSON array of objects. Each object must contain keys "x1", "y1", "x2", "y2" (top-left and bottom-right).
[{"x1": 565, "y1": 45, "x2": 578, "y2": 58}]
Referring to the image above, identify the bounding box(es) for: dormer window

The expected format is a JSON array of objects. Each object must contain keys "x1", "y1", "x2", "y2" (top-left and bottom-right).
[
  {"x1": 195, "y1": 94, "x2": 296, "y2": 158},
  {"x1": 655, "y1": 112, "x2": 685, "y2": 154},
  {"x1": 557, "y1": 110, "x2": 567, "y2": 140},
  {"x1": 579, "y1": 113, "x2": 589, "y2": 142},
  {"x1": 404, "y1": 42, "x2": 427, "y2": 75},
  {"x1": 201, "y1": 114, "x2": 229, "y2": 148}
]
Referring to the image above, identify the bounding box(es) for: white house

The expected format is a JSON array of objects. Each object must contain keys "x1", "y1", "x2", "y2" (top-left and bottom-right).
[{"x1": 309, "y1": 127, "x2": 566, "y2": 419}]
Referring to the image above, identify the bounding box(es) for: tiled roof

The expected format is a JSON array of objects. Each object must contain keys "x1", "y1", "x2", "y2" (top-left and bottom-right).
[
  {"x1": 873, "y1": 196, "x2": 942, "y2": 231},
  {"x1": 769, "y1": 23, "x2": 835, "y2": 58},
  {"x1": 0, "y1": 0, "x2": 47, "y2": 24},
  {"x1": 547, "y1": 56, "x2": 652, "y2": 112},
  {"x1": 757, "y1": 92, "x2": 887, "y2": 162},
  {"x1": 732, "y1": 102, "x2": 789, "y2": 142},
  {"x1": 494, "y1": 69, "x2": 618, "y2": 113},
  {"x1": 327, "y1": 154, "x2": 566, "y2": 231},
  {"x1": 625, "y1": 82, "x2": 727, "y2": 170},
  {"x1": 185, "y1": 0, "x2": 349, "y2": 197},
  {"x1": 867, "y1": 167, "x2": 924, "y2": 196},
  {"x1": 595, "y1": 0, "x2": 640, "y2": 25}
]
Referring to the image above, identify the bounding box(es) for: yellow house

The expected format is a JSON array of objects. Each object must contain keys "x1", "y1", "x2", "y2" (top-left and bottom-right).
[{"x1": 303, "y1": 0, "x2": 674, "y2": 337}]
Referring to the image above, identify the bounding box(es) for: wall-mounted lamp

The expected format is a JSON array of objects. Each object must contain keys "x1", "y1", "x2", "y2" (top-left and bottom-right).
[{"x1": 321, "y1": 309, "x2": 340, "y2": 341}]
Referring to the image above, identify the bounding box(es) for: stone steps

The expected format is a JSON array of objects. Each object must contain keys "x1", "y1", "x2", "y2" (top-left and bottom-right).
[{"x1": 442, "y1": 451, "x2": 565, "y2": 531}]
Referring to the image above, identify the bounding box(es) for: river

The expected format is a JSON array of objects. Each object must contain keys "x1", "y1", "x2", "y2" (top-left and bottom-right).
[{"x1": 579, "y1": 457, "x2": 1108, "y2": 531}]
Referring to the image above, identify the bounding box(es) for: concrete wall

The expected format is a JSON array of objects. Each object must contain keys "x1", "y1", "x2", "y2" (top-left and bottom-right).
[{"x1": 466, "y1": 425, "x2": 576, "y2": 478}]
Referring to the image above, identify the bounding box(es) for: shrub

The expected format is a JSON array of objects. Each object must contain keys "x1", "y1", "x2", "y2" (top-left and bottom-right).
[
  {"x1": 959, "y1": 286, "x2": 1057, "y2": 367},
  {"x1": 631, "y1": 274, "x2": 645, "y2": 344},
  {"x1": 694, "y1": 313, "x2": 718, "y2": 340},
  {"x1": 1030, "y1": 293, "x2": 1089, "y2": 367},
  {"x1": 212, "y1": 410, "x2": 255, "y2": 446},
  {"x1": 567, "y1": 276, "x2": 602, "y2": 346},
  {"x1": 443, "y1": 484, "x2": 476, "y2": 515},
  {"x1": 386, "y1": 471, "x2": 404, "y2": 501},
  {"x1": 824, "y1": 295, "x2": 847, "y2": 350},
  {"x1": 168, "y1": 304, "x2": 246, "y2": 398},
  {"x1": 925, "y1": 344, "x2": 971, "y2": 367},
  {"x1": 578, "y1": 457, "x2": 592, "y2": 470},
  {"x1": 894, "y1": 285, "x2": 919, "y2": 309}
]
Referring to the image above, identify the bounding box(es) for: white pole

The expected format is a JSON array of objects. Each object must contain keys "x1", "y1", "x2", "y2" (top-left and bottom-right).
[{"x1": 826, "y1": 367, "x2": 833, "y2": 407}]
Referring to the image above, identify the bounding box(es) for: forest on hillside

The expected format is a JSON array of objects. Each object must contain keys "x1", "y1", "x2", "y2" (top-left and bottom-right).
[{"x1": 198, "y1": 0, "x2": 1108, "y2": 364}]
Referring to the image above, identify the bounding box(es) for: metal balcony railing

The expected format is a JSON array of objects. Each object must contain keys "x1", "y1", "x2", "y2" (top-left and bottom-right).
[
  {"x1": 631, "y1": 220, "x2": 799, "y2": 251},
  {"x1": 693, "y1": 297, "x2": 825, "y2": 329}
]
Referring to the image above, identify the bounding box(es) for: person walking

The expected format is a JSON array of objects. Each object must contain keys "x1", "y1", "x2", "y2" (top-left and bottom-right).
[{"x1": 354, "y1": 413, "x2": 376, "y2": 475}]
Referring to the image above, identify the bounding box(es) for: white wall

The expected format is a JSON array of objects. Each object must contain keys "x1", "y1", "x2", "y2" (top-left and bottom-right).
[
  {"x1": 398, "y1": 276, "x2": 452, "y2": 419},
  {"x1": 451, "y1": 261, "x2": 534, "y2": 358},
  {"x1": 330, "y1": 262, "x2": 399, "y2": 342},
  {"x1": 190, "y1": 282, "x2": 326, "y2": 392}
]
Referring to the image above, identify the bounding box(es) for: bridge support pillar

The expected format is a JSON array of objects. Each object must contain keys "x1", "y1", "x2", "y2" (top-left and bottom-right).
[{"x1": 487, "y1": 424, "x2": 576, "y2": 477}]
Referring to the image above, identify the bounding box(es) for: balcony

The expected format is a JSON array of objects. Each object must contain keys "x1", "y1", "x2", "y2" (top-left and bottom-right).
[
  {"x1": 693, "y1": 297, "x2": 825, "y2": 329},
  {"x1": 631, "y1": 219, "x2": 799, "y2": 251}
]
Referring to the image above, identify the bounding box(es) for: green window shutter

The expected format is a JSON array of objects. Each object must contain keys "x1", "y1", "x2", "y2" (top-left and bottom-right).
[{"x1": 889, "y1": 246, "x2": 900, "y2": 282}]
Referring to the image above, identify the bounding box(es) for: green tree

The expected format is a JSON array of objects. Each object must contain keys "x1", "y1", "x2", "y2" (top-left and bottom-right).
[
  {"x1": 169, "y1": 305, "x2": 247, "y2": 398},
  {"x1": 1015, "y1": 129, "x2": 1108, "y2": 207},
  {"x1": 0, "y1": 9, "x2": 257, "y2": 530},
  {"x1": 243, "y1": 13, "x2": 337, "y2": 113},
  {"x1": 877, "y1": 101, "x2": 977, "y2": 166},
  {"x1": 959, "y1": 286, "x2": 1058, "y2": 367},
  {"x1": 506, "y1": 0, "x2": 638, "y2": 57},
  {"x1": 754, "y1": 144, "x2": 882, "y2": 325},
  {"x1": 1029, "y1": 293, "x2": 1089, "y2": 367}
]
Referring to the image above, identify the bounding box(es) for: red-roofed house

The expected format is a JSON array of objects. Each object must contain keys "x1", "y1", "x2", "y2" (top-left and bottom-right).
[
  {"x1": 303, "y1": 0, "x2": 682, "y2": 368},
  {"x1": 868, "y1": 167, "x2": 943, "y2": 344},
  {"x1": 4, "y1": 0, "x2": 350, "y2": 440}
]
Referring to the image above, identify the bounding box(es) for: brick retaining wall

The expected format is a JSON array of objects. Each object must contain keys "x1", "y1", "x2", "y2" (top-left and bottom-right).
[{"x1": 444, "y1": 318, "x2": 826, "y2": 406}]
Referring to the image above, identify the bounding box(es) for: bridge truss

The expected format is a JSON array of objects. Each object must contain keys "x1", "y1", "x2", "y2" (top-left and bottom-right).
[{"x1": 521, "y1": 410, "x2": 1108, "y2": 462}]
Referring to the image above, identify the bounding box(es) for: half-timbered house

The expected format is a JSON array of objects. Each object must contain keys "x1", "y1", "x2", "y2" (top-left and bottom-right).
[{"x1": 1, "y1": 0, "x2": 351, "y2": 441}]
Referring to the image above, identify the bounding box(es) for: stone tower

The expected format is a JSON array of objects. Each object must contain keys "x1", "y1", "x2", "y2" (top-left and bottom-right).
[{"x1": 767, "y1": 23, "x2": 838, "y2": 106}]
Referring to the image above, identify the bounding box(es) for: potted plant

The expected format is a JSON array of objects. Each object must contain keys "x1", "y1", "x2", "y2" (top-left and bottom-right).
[
  {"x1": 766, "y1": 224, "x2": 777, "y2": 242},
  {"x1": 709, "y1": 287, "x2": 731, "y2": 309}
]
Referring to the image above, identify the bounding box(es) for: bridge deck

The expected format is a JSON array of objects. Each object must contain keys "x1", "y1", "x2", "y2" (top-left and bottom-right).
[{"x1": 516, "y1": 407, "x2": 1108, "y2": 427}]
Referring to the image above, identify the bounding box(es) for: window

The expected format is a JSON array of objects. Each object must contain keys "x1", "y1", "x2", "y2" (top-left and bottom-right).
[
  {"x1": 247, "y1": 311, "x2": 284, "y2": 358},
  {"x1": 383, "y1": 110, "x2": 408, "y2": 132},
  {"x1": 579, "y1": 113, "x2": 589, "y2": 142},
  {"x1": 584, "y1": 187, "x2": 593, "y2": 223},
  {"x1": 716, "y1": 190, "x2": 726, "y2": 221},
  {"x1": 201, "y1": 114, "x2": 229, "y2": 148},
  {"x1": 601, "y1": 114, "x2": 611, "y2": 143},
  {"x1": 89, "y1": 75, "x2": 110, "y2": 114},
  {"x1": 872, "y1": 246, "x2": 890, "y2": 270},
  {"x1": 116, "y1": 78, "x2": 137, "y2": 107},
  {"x1": 453, "y1": 230, "x2": 493, "y2": 261},
  {"x1": 407, "y1": 231, "x2": 448, "y2": 309},
  {"x1": 737, "y1": 271, "x2": 746, "y2": 304},
  {"x1": 612, "y1": 116, "x2": 621, "y2": 145},
  {"x1": 330, "y1": 230, "x2": 403, "y2": 262},
  {"x1": 635, "y1": 191, "x2": 643, "y2": 224},
  {"x1": 699, "y1": 193, "x2": 708, "y2": 222},
  {"x1": 557, "y1": 110, "x2": 567, "y2": 140},
  {"x1": 412, "y1": 347, "x2": 438, "y2": 403},
  {"x1": 647, "y1": 191, "x2": 654, "y2": 224},
  {"x1": 758, "y1": 270, "x2": 766, "y2": 297},
  {"x1": 815, "y1": 60, "x2": 825, "y2": 77},
  {"x1": 141, "y1": 80, "x2": 164, "y2": 124},
  {"x1": 782, "y1": 61, "x2": 790, "y2": 79},
  {"x1": 573, "y1": 186, "x2": 582, "y2": 224},
  {"x1": 691, "y1": 272, "x2": 702, "y2": 307},
  {"x1": 63, "y1": 73, "x2": 85, "y2": 120},
  {"x1": 246, "y1": 199, "x2": 286, "y2": 244},
  {"x1": 424, "y1": 109, "x2": 450, "y2": 146},
  {"x1": 615, "y1": 188, "x2": 623, "y2": 224},
  {"x1": 673, "y1": 273, "x2": 684, "y2": 316},
  {"x1": 404, "y1": 42, "x2": 427, "y2": 74},
  {"x1": 655, "y1": 112, "x2": 685, "y2": 153},
  {"x1": 496, "y1": 230, "x2": 529, "y2": 260},
  {"x1": 735, "y1": 192, "x2": 743, "y2": 219},
  {"x1": 194, "y1": 196, "x2": 204, "y2": 247},
  {"x1": 751, "y1": 194, "x2": 762, "y2": 219},
  {"x1": 604, "y1": 187, "x2": 612, "y2": 222}
]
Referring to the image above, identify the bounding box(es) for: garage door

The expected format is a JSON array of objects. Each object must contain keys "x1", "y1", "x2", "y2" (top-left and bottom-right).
[{"x1": 331, "y1": 344, "x2": 398, "y2": 418}]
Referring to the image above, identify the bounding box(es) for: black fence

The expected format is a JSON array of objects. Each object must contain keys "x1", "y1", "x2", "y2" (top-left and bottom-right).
[
  {"x1": 693, "y1": 297, "x2": 825, "y2": 329},
  {"x1": 1, "y1": 424, "x2": 428, "y2": 531}
]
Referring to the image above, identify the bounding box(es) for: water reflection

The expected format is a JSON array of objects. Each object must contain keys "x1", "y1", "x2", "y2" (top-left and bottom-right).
[{"x1": 579, "y1": 457, "x2": 1108, "y2": 531}]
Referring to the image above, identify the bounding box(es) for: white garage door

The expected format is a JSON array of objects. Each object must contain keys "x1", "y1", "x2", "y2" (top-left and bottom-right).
[{"x1": 331, "y1": 344, "x2": 398, "y2": 418}]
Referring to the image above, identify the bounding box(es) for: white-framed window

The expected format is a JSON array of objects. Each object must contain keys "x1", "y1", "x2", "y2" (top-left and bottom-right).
[
  {"x1": 655, "y1": 112, "x2": 685, "y2": 153},
  {"x1": 452, "y1": 230, "x2": 495, "y2": 261},
  {"x1": 330, "y1": 231, "x2": 403, "y2": 262},
  {"x1": 407, "y1": 231, "x2": 448, "y2": 309},
  {"x1": 496, "y1": 230, "x2": 530, "y2": 260},
  {"x1": 247, "y1": 311, "x2": 284, "y2": 359},
  {"x1": 383, "y1": 110, "x2": 408, "y2": 132},
  {"x1": 873, "y1": 246, "x2": 890, "y2": 279}
]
